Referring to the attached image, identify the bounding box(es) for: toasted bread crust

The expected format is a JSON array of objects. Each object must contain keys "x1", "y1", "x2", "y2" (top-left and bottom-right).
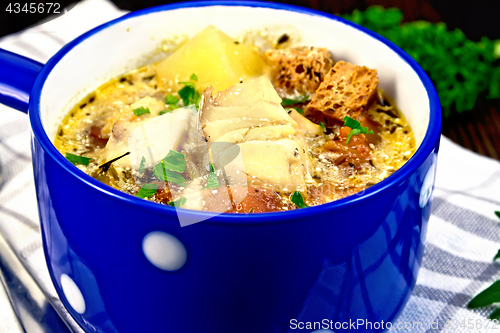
[
  {"x1": 265, "y1": 46, "x2": 333, "y2": 98},
  {"x1": 305, "y1": 61, "x2": 379, "y2": 123}
]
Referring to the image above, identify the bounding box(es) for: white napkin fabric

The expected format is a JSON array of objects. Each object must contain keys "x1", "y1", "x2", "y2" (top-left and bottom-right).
[{"x1": 0, "y1": 1, "x2": 499, "y2": 332}]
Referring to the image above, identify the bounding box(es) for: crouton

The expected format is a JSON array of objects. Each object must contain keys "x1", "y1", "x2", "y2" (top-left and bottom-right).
[
  {"x1": 305, "y1": 61, "x2": 379, "y2": 123},
  {"x1": 265, "y1": 47, "x2": 333, "y2": 98}
]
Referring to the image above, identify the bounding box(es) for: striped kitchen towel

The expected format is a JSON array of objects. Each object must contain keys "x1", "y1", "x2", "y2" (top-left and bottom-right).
[{"x1": 0, "y1": 0, "x2": 499, "y2": 332}]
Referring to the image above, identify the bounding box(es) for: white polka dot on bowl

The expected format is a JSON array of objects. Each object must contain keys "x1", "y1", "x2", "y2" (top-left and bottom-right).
[
  {"x1": 142, "y1": 231, "x2": 187, "y2": 271},
  {"x1": 60, "y1": 274, "x2": 86, "y2": 314}
]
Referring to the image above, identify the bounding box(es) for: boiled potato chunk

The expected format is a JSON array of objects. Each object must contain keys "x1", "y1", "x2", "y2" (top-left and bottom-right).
[{"x1": 155, "y1": 26, "x2": 264, "y2": 93}]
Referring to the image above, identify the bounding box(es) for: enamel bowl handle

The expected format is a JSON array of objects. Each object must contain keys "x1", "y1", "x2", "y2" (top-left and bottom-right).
[{"x1": 0, "y1": 48, "x2": 43, "y2": 113}]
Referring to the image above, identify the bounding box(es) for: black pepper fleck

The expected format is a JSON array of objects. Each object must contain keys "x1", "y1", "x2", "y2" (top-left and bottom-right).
[{"x1": 277, "y1": 34, "x2": 289, "y2": 44}]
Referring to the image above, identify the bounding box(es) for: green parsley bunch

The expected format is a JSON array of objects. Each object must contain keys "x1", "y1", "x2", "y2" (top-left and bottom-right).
[{"x1": 342, "y1": 6, "x2": 500, "y2": 117}]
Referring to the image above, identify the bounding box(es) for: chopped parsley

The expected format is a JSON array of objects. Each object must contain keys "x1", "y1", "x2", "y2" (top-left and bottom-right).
[
  {"x1": 133, "y1": 106, "x2": 150, "y2": 116},
  {"x1": 319, "y1": 122, "x2": 326, "y2": 130},
  {"x1": 281, "y1": 95, "x2": 309, "y2": 106},
  {"x1": 205, "y1": 162, "x2": 219, "y2": 189},
  {"x1": 138, "y1": 156, "x2": 146, "y2": 173},
  {"x1": 491, "y1": 309, "x2": 500, "y2": 320},
  {"x1": 249, "y1": 208, "x2": 254, "y2": 214},
  {"x1": 467, "y1": 209, "x2": 500, "y2": 319},
  {"x1": 153, "y1": 150, "x2": 187, "y2": 187},
  {"x1": 168, "y1": 73, "x2": 201, "y2": 109},
  {"x1": 468, "y1": 280, "x2": 500, "y2": 311},
  {"x1": 343, "y1": 116, "x2": 374, "y2": 145},
  {"x1": 168, "y1": 196, "x2": 187, "y2": 208},
  {"x1": 163, "y1": 94, "x2": 182, "y2": 114},
  {"x1": 495, "y1": 211, "x2": 500, "y2": 219},
  {"x1": 66, "y1": 153, "x2": 92, "y2": 166},
  {"x1": 178, "y1": 83, "x2": 201, "y2": 108},
  {"x1": 165, "y1": 95, "x2": 179, "y2": 105},
  {"x1": 136, "y1": 183, "x2": 158, "y2": 198},
  {"x1": 291, "y1": 191, "x2": 308, "y2": 208},
  {"x1": 161, "y1": 150, "x2": 186, "y2": 173}
]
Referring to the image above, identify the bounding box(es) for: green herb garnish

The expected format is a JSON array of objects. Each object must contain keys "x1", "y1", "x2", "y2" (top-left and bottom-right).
[
  {"x1": 136, "y1": 183, "x2": 158, "y2": 198},
  {"x1": 165, "y1": 95, "x2": 179, "y2": 105},
  {"x1": 66, "y1": 153, "x2": 92, "y2": 166},
  {"x1": 153, "y1": 150, "x2": 187, "y2": 187},
  {"x1": 138, "y1": 156, "x2": 146, "y2": 173},
  {"x1": 153, "y1": 163, "x2": 187, "y2": 187},
  {"x1": 468, "y1": 280, "x2": 500, "y2": 309},
  {"x1": 319, "y1": 122, "x2": 326, "y2": 130},
  {"x1": 281, "y1": 95, "x2": 309, "y2": 106},
  {"x1": 495, "y1": 249, "x2": 500, "y2": 262},
  {"x1": 495, "y1": 211, "x2": 500, "y2": 219},
  {"x1": 168, "y1": 196, "x2": 187, "y2": 208},
  {"x1": 490, "y1": 309, "x2": 500, "y2": 320},
  {"x1": 176, "y1": 73, "x2": 202, "y2": 109},
  {"x1": 291, "y1": 191, "x2": 308, "y2": 208},
  {"x1": 178, "y1": 84, "x2": 197, "y2": 106},
  {"x1": 342, "y1": 6, "x2": 500, "y2": 117},
  {"x1": 343, "y1": 116, "x2": 374, "y2": 145},
  {"x1": 249, "y1": 208, "x2": 254, "y2": 214},
  {"x1": 133, "y1": 106, "x2": 150, "y2": 116},
  {"x1": 162, "y1": 150, "x2": 186, "y2": 173},
  {"x1": 205, "y1": 162, "x2": 219, "y2": 189},
  {"x1": 295, "y1": 107, "x2": 304, "y2": 115}
]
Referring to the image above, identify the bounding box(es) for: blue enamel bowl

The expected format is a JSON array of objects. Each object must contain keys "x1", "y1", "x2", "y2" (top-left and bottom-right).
[{"x1": 0, "y1": 2, "x2": 440, "y2": 332}]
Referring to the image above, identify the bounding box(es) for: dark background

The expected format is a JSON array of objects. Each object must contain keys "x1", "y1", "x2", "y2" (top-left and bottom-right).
[
  {"x1": 1, "y1": 0, "x2": 500, "y2": 159},
  {"x1": 2, "y1": 0, "x2": 499, "y2": 41}
]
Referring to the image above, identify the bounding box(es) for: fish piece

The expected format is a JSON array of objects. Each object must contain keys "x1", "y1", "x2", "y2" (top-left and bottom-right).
[
  {"x1": 103, "y1": 104, "x2": 193, "y2": 172},
  {"x1": 200, "y1": 76, "x2": 311, "y2": 193}
]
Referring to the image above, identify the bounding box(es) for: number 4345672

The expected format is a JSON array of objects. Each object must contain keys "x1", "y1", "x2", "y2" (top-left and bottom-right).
[{"x1": 6, "y1": 3, "x2": 61, "y2": 14}]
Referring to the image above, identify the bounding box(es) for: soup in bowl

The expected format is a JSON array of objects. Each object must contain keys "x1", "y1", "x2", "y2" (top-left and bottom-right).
[{"x1": 1, "y1": 2, "x2": 440, "y2": 332}]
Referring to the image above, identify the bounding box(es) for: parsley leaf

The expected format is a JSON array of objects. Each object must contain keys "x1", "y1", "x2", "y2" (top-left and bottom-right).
[
  {"x1": 295, "y1": 107, "x2": 304, "y2": 115},
  {"x1": 467, "y1": 280, "x2": 500, "y2": 309},
  {"x1": 138, "y1": 156, "x2": 146, "y2": 173},
  {"x1": 495, "y1": 211, "x2": 500, "y2": 219},
  {"x1": 291, "y1": 191, "x2": 308, "y2": 208},
  {"x1": 153, "y1": 162, "x2": 186, "y2": 187},
  {"x1": 282, "y1": 95, "x2": 309, "y2": 106},
  {"x1": 319, "y1": 122, "x2": 326, "y2": 130},
  {"x1": 162, "y1": 150, "x2": 186, "y2": 173},
  {"x1": 168, "y1": 196, "x2": 187, "y2": 208},
  {"x1": 66, "y1": 153, "x2": 92, "y2": 166},
  {"x1": 136, "y1": 183, "x2": 158, "y2": 198},
  {"x1": 249, "y1": 208, "x2": 254, "y2": 213},
  {"x1": 152, "y1": 150, "x2": 187, "y2": 187},
  {"x1": 165, "y1": 94, "x2": 179, "y2": 105},
  {"x1": 178, "y1": 84, "x2": 195, "y2": 106},
  {"x1": 495, "y1": 249, "x2": 500, "y2": 262},
  {"x1": 490, "y1": 308, "x2": 500, "y2": 320},
  {"x1": 205, "y1": 162, "x2": 219, "y2": 189},
  {"x1": 133, "y1": 106, "x2": 150, "y2": 116},
  {"x1": 342, "y1": 6, "x2": 500, "y2": 117},
  {"x1": 342, "y1": 116, "x2": 374, "y2": 145},
  {"x1": 177, "y1": 73, "x2": 201, "y2": 109}
]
